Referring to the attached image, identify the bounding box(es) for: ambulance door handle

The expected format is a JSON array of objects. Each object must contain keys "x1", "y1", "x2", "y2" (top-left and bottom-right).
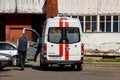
[
  {"x1": 51, "y1": 45, "x2": 53, "y2": 47},
  {"x1": 75, "y1": 45, "x2": 77, "y2": 47},
  {"x1": 65, "y1": 47, "x2": 70, "y2": 50}
]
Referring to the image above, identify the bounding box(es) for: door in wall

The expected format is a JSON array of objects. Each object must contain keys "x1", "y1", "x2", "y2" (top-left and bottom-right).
[{"x1": 10, "y1": 28, "x2": 22, "y2": 44}]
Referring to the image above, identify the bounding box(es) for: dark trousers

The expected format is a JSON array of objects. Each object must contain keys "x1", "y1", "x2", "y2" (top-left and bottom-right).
[
  {"x1": 34, "y1": 50, "x2": 40, "y2": 61},
  {"x1": 34, "y1": 43, "x2": 41, "y2": 61},
  {"x1": 18, "y1": 51, "x2": 26, "y2": 70}
]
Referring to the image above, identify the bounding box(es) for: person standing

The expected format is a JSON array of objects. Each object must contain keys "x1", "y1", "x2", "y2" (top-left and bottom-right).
[
  {"x1": 34, "y1": 37, "x2": 42, "y2": 62},
  {"x1": 17, "y1": 33, "x2": 29, "y2": 70},
  {"x1": 34, "y1": 42, "x2": 41, "y2": 62}
]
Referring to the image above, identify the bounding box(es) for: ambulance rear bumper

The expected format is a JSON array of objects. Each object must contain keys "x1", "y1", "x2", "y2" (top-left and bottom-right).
[
  {"x1": 46, "y1": 60, "x2": 83, "y2": 65},
  {"x1": 44, "y1": 57, "x2": 84, "y2": 65}
]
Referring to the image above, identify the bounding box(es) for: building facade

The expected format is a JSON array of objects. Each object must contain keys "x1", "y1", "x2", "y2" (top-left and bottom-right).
[
  {"x1": 0, "y1": 0, "x2": 47, "y2": 43},
  {"x1": 0, "y1": 0, "x2": 120, "y2": 54},
  {"x1": 58, "y1": 0, "x2": 120, "y2": 54}
]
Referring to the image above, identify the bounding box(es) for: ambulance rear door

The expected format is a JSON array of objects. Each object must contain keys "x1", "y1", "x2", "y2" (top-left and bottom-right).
[{"x1": 47, "y1": 27, "x2": 82, "y2": 61}]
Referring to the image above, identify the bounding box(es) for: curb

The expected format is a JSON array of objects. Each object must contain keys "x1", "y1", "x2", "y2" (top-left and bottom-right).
[{"x1": 84, "y1": 62, "x2": 120, "y2": 68}]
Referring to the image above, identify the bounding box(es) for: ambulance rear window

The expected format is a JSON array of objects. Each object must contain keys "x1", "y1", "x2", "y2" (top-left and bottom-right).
[{"x1": 48, "y1": 27, "x2": 80, "y2": 44}]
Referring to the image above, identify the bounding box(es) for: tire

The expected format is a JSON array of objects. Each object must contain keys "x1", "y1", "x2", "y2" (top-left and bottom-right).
[
  {"x1": 0, "y1": 67, "x2": 4, "y2": 70},
  {"x1": 0, "y1": 62, "x2": 4, "y2": 70},
  {"x1": 12, "y1": 56, "x2": 18, "y2": 66},
  {"x1": 40, "y1": 60, "x2": 48, "y2": 70},
  {"x1": 43, "y1": 64, "x2": 48, "y2": 70},
  {"x1": 77, "y1": 64, "x2": 82, "y2": 71}
]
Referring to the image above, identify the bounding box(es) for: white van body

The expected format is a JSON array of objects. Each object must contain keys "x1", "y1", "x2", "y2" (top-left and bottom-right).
[{"x1": 40, "y1": 17, "x2": 84, "y2": 70}]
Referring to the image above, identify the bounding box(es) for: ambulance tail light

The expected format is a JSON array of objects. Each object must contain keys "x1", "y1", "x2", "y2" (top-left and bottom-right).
[
  {"x1": 44, "y1": 43, "x2": 47, "y2": 55},
  {"x1": 81, "y1": 43, "x2": 84, "y2": 55}
]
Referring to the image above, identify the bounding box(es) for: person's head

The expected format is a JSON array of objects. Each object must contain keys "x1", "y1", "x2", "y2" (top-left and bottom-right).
[{"x1": 22, "y1": 33, "x2": 26, "y2": 38}]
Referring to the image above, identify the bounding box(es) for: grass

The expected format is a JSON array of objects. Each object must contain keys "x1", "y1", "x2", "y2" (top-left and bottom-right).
[{"x1": 84, "y1": 58, "x2": 120, "y2": 62}]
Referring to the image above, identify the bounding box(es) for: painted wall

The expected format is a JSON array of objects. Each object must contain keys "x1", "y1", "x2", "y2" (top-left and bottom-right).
[
  {"x1": 58, "y1": 0, "x2": 120, "y2": 15},
  {"x1": 0, "y1": 0, "x2": 45, "y2": 13},
  {"x1": 0, "y1": 0, "x2": 120, "y2": 14},
  {"x1": 83, "y1": 33, "x2": 120, "y2": 53},
  {"x1": 58, "y1": 0, "x2": 120, "y2": 54}
]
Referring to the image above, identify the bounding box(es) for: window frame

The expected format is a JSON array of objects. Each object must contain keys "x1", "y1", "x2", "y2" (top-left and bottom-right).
[{"x1": 78, "y1": 15, "x2": 120, "y2": 33}]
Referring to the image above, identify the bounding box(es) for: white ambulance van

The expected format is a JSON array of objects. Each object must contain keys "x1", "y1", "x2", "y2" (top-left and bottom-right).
[{"x1": 40, "y1": 17, "x2": 84, "y2": 70}]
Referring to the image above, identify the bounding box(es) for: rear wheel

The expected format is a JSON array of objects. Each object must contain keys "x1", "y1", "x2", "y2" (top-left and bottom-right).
[
  {"x1": 0, "y1": 67, "x2": 4, "y2": 70},
  {"x1": 77, "y1": 64, "x2": 82, "y2": 71},
  {"x1": 42, "y1": 64, "x2": 48, "y2": 70},
  {"x1": 40, "y1": 60, "x2": 48, "y2": 70}
]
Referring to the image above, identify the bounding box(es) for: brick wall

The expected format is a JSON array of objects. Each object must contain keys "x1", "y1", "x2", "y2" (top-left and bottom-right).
[{"x1": 46, "y1": 0, "x2": 58, "y2": 18}]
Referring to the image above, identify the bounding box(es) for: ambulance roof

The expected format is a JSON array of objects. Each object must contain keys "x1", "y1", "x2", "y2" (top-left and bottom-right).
[
  {"x1": 46, "y1": 17, "x2": 79, "y2": 22},
  {"x1": 45, "y1": 17, "x2": 80, "y2": 27}
]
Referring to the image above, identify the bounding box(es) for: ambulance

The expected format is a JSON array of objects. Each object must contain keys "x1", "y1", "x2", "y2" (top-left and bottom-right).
[{"x1": 40, "y1": 17, "x2": 84, "y2": 70}]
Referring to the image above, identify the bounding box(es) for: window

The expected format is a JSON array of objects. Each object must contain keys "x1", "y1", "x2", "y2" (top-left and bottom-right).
[
  {"x1": 100, "y1": 16, "x2": 105, "y2": 32},
  {"x1": 92, "y1": 16, "x2": 97, "y2": 32},
  {"x1": 71, "y1": 15, "x2": 120, "y2": 33},
  {"x1": 48, "y1": 27, "x2": 80, "y2": 44},
  {"x1": 85, "y1": 16, "x2": 91, "y2": 32},
  {"x1": 72, "y1": 16, "x2": 78, "y2": 18},
  {"x1": 0, "y1": 43, "x2": 16, "y2": 50},
  {"x1": 100, "y1": 15, "x2": 119, "y2": 32},
  {"x1": 48, "y1": 27, "x2": 62, "y2": 44},
  {"x1": 79, "y1": 16, "x2": 84, "y2": 32},
  {"x1": 85, "y1": 16, "x2": 97, "y2": 32},
  {"x1": 86, "y1": 22, "x2": 91, "y2": 32},
  {"x1": 106, "y1": 16, "x2": 111, "y2": 32},
  {"x1": 113, "y1": 16, "x2": 118, "y2": 32},
  {"x1": 66, "y1": 28, "x2": 80, "y2": 43}
]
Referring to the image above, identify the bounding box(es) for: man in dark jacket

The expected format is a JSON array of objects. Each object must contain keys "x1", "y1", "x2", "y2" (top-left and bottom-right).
[{"x1": 17, "y1": 33, "x2": 29, "y2": 70}]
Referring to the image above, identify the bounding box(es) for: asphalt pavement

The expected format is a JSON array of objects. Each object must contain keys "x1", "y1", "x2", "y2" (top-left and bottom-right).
[{"x1": 84, "y1": 62, "x2": 120, "y2": 68}]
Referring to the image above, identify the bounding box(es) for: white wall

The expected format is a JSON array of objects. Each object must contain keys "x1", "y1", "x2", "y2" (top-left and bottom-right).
[
  {"x1": 58, "y1": 0, "x2": 120, "y2": 15},
  {"x1": 17, "y1": 0, "x2": 45, "y2": 13},
  {"x1": 83, "y1": 33, "x2": 120, "y2": 53},
  {"x1": 0, "y1": 0, "x2": 45, "y2": 13},
  {"x1": 58, "y1": 0, "x2": 120, "y2": 53},
  {"x1": 0, "y1": 0, "x2": 16, "y2": 13}
]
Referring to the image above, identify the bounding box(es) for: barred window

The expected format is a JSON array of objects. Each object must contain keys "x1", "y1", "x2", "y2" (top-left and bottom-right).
[
  {"x1": 113, "y1": 16, "x2": 118, "y2": 32},
  {"x1": 69, "y1": 15, "x2": 120, "y2": 33}
]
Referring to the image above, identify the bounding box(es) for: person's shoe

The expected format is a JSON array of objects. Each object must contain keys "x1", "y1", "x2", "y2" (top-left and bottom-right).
[
  {"x1": 21, "y1": 67, "x2": 24, "y2": 70},
  {"x1": 21, "y1": 65, "x2": 24, "y2": 70}
]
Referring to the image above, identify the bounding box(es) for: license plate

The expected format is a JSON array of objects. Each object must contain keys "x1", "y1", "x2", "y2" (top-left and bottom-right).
[{"x1": 50, "y1": 57, "x2": 61, "y2": 60}]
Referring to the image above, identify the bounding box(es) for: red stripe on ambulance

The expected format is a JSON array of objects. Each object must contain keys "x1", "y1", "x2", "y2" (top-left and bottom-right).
[
  {"x1": 59, "y1": 44, "x2": 63, "y2": 56},
  {"x1": 59, "y1": 18, "x2": 70, "y2": 61},
  {"x1": 65, "y1": 19, "x2": 69, "y2": 27},
  {"x1": 65, "y1": 18, "x2": 69, "y2": 61},
  {"x1": 59, "y1": 18, "x2": 63, "y2": 27},
  {"x1": 65, "y1": 44, "x2": 69, "y2": 61},
  {"x1": 59, "y1": 18, "x2": 63, "y2": 56}
]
